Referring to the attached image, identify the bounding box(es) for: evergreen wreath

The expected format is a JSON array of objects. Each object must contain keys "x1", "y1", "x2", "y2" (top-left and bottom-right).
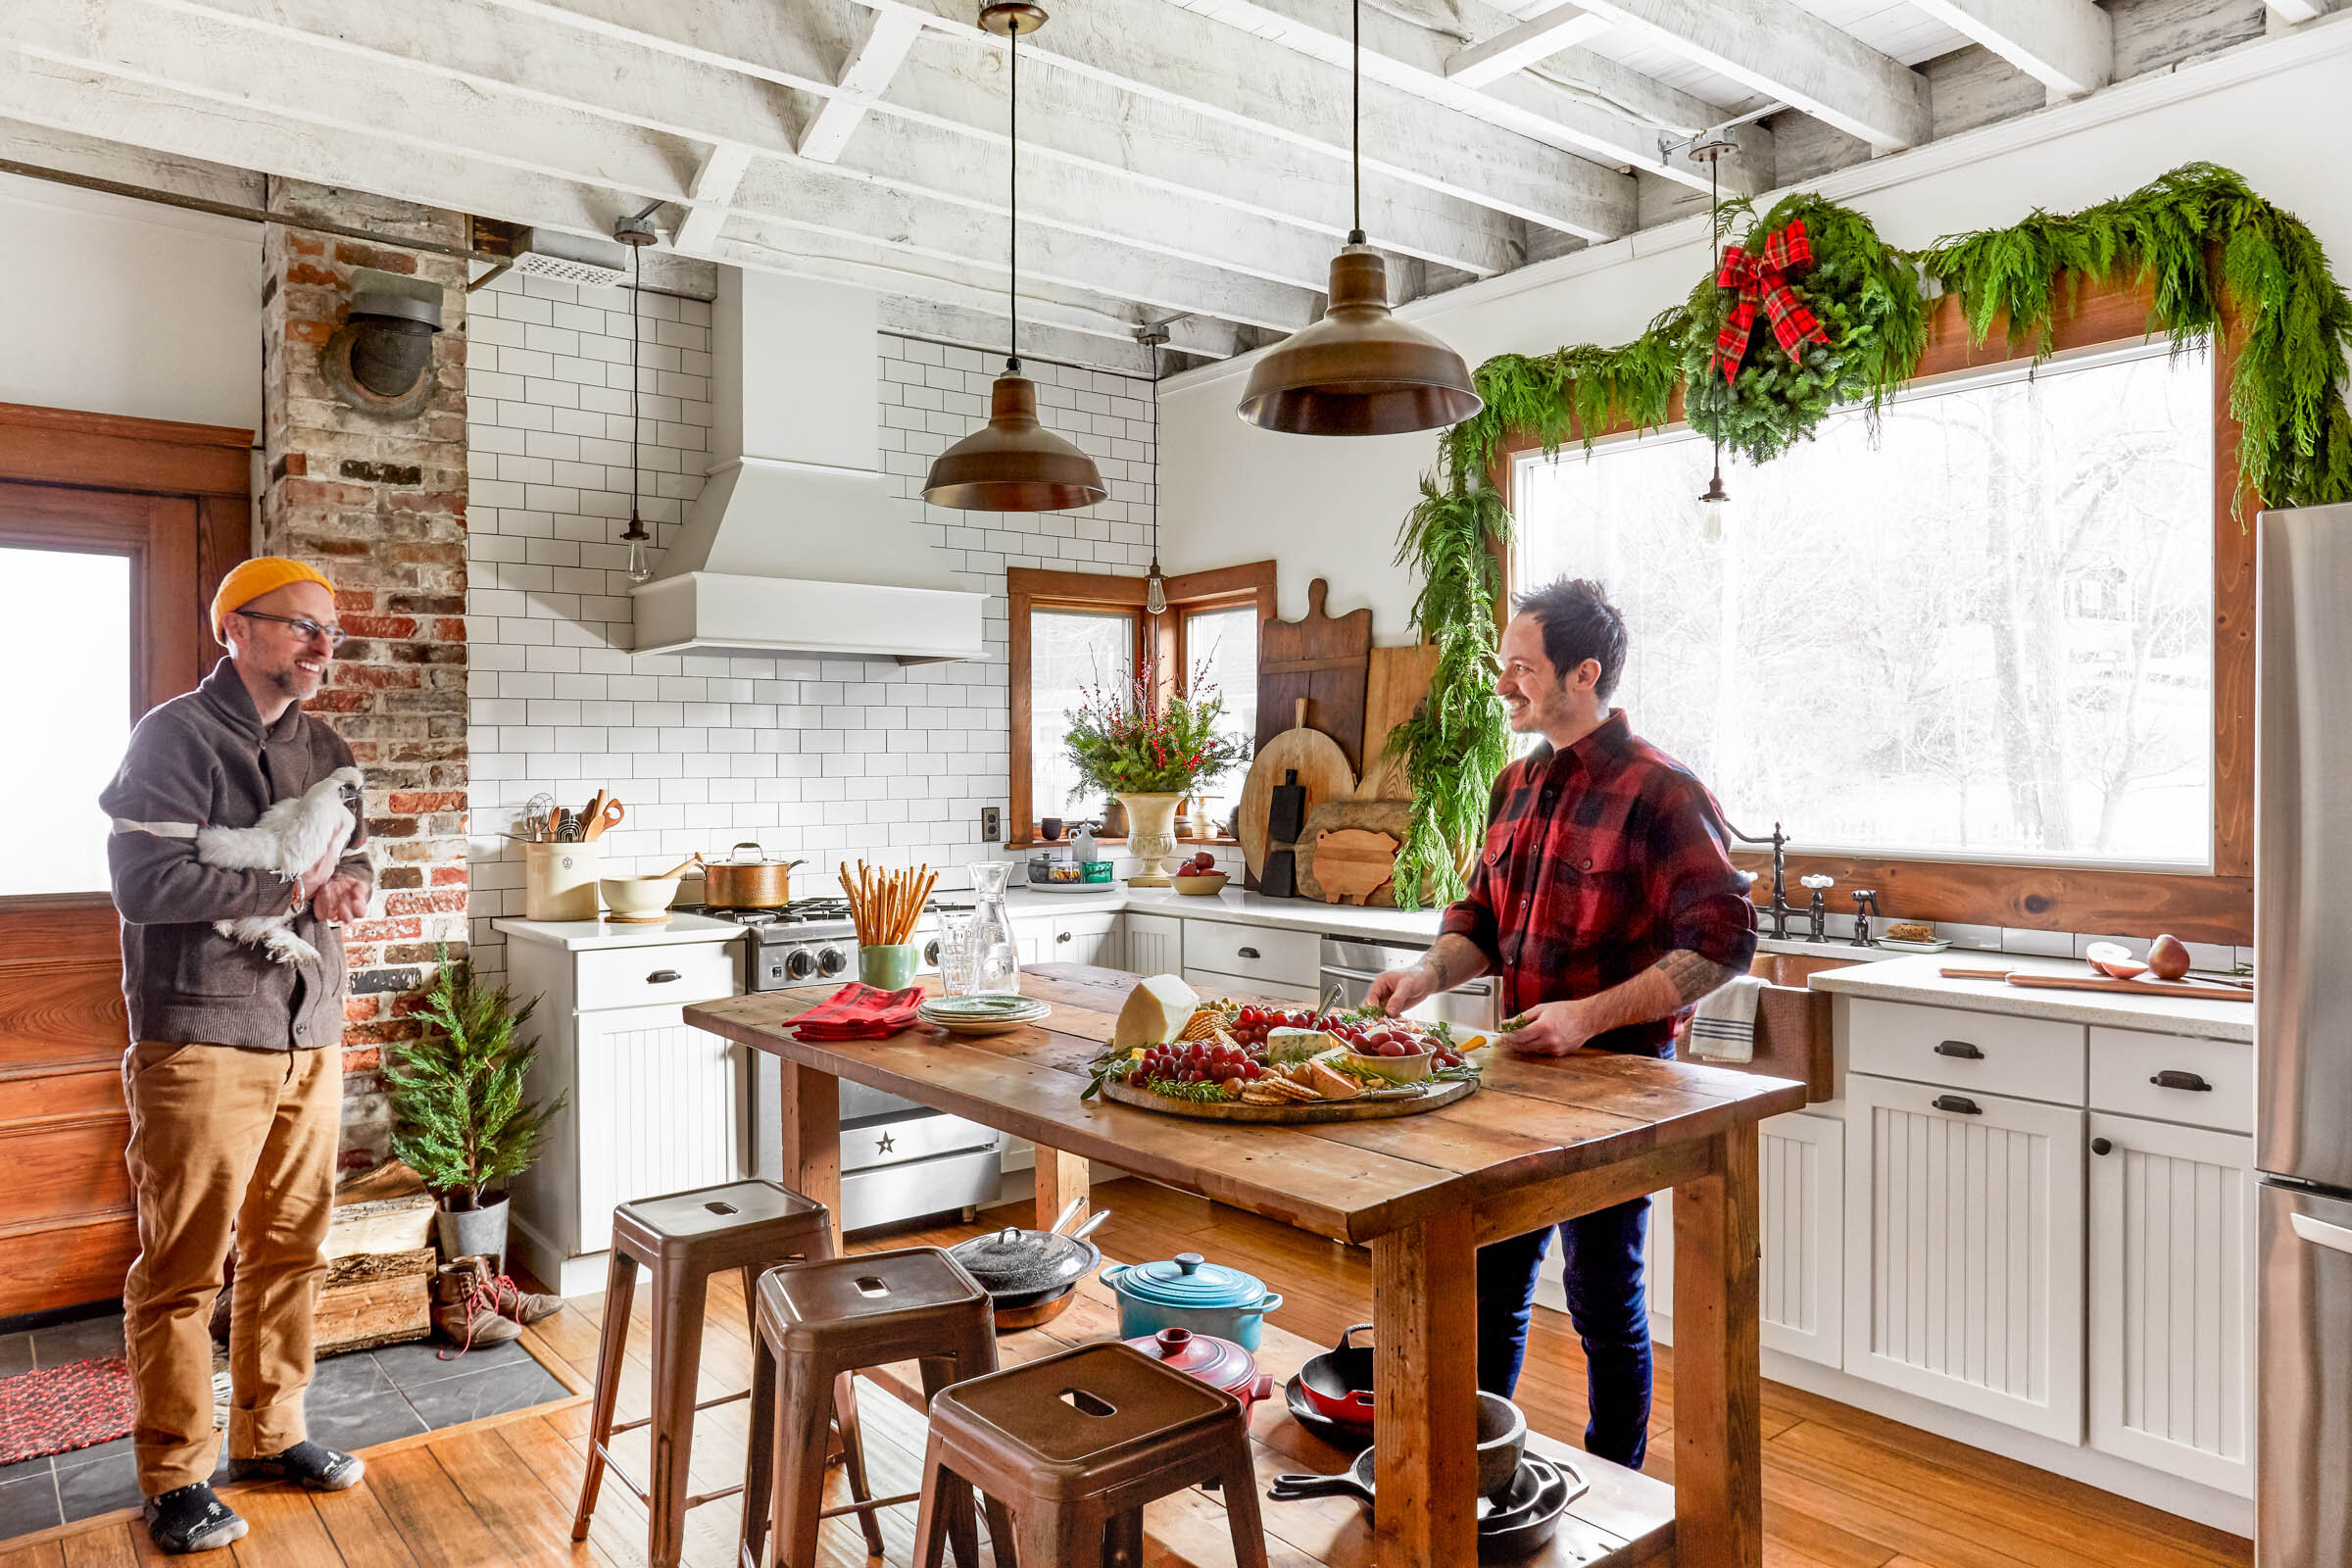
[
  {"x1": 387, "y1": 947, "x2": 564, "y2": 1212},
  {"x1": 1390, "y1": 162, "x2": 2352, "y2": 905}
]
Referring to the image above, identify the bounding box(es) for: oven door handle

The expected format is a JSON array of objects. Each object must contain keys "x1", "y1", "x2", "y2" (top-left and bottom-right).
[{"x1": 1319, "y1": 963, "x2": 1491, "y2": 997}]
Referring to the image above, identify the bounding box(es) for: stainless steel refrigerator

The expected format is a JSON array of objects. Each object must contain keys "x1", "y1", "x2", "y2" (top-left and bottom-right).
[{"x1": 2256, "y1": 501, "x2": 2352, "y2": 1568}]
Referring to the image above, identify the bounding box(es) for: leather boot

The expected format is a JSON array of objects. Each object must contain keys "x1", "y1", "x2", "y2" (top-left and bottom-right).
[{"x1": 432, "y1": 1258, "x2": 521, "y2": 1353}]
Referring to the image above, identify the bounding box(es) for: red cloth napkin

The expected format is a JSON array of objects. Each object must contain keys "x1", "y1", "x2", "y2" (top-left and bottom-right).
[{"x1": 792, "y1": 983, "x2": 925, "y2": 1040}]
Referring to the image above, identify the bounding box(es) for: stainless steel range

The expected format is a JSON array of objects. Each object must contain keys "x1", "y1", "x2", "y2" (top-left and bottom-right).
[{"x1": 687, "y1": 898, "x2": 1002, "y2": 1233}]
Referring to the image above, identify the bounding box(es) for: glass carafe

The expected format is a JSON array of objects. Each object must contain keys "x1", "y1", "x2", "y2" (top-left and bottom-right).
[{"x1": 966, "y1": 861, "x2": 1022, "y2": 996}]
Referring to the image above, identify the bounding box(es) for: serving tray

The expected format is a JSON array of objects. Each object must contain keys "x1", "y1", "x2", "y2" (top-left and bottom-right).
[{"x1": 1100, "y1": 1074, "x2": 1475, "y2": 1123}]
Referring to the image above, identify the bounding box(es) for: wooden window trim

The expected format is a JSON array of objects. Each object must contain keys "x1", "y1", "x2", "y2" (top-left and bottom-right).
[
  {"x1": 1493, "y1": 277, "x2": 2253, "y2": 945},
  {"x1": 0, "y1": 402, "x2": 253, "y2": 915},
  {"x1": 1009, "y1": 561, "x2": 1276, "y2": 848}
]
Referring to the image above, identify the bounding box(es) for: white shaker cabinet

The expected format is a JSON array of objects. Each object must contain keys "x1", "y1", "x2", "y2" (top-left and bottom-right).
[
  {"x1": 2086, "y1": 1111, "x2": 2256, "y2": 1495},
  {"x1": 1011, "y1": 912, "x2": 1123, "y2": 970},
  {"x1": 1841, "y1": 1071, "x2": 2085, "y2": 1443}
]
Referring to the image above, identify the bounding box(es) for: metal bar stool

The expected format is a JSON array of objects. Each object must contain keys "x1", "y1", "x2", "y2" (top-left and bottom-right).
[
  {"x1": 570, "y1": 1179, "x2": 879, "y2": 1568},
  {"x1": 912, "y1": 1340, "x2": 1268, "y2": 1568},
  {"x1": 744, "y1": 1246, "x2": 1001, "y2": 1568}
]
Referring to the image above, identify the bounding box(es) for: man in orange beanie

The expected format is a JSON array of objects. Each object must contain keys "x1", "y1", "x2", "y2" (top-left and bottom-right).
[{"x1": 98, "y1": 557, "x2": 373, "y2": 1553}]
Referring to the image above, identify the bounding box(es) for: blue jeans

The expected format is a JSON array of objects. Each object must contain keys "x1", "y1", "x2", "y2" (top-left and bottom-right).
[{"x1": 1475, "y1": 1195, "x2": 1653, "y2": 1469}]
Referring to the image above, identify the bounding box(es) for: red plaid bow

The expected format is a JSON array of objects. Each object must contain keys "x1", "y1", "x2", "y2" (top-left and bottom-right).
[
  {"x1": 791, "y1": 983, "x2": 924, "y2": 1041},
  {"x1": 1711, "y1": 220, "x2": 1829, "y2": 384}
]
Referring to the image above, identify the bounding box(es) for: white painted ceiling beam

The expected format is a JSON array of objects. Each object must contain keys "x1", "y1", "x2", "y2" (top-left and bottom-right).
[
  {"x1": 673, "y1": 142, "x2": 753, "y2": 256},
  {"x1": 173, "y1": 0, "x2": 1522, "y2": 278},
  {"x1": 1167, "y1": 0, "x2": 1729, "y2": 189},
  {"x1": 858, "y1": 0, "x2": 1638, "y2": 238},
  {"x1": 0, "y1": 109, "x2": 263, "y2": 209},
  {"x1": 1446, "y1": 7, "x2": 1613, "y2": 86},
  {"x1": 1567, "y1": 0, "x2": 1932, "y2": 148},
  {"x1": 1905, "y1": 0, "x2": 2111, "y2": 98},
  {"x1": 15, "y1": 0, "x2": 1329, "y2": 325},
  {"x1": 874, "y1": 294, "x2": 1188, "y2": 377},
  {"x1": 2265, "y1": 0, "x2": 2324, "y2": 19},
  {"x1": 798, "y1": 7, "x2": 924, "y2": 162}
]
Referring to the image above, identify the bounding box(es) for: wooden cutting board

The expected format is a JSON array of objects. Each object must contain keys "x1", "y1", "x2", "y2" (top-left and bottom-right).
[
  {"x1": 1296, "y1": 800, "x2": 1417, "y2": 906},
  {"x1": 1311, "y1": 828, "x2": 1399, "y2": 906},
  {"x1": 1938, "y1": 967, "x2": 2254, "y2": 1002},
  {"x1": 1239, "y1": 698, "x2": 1356, "y2": 880},
  {"x1": 1256, "y1": 578, "x2": 1373, "y2": 775},
  {"x1": 1354, "y1": 643, "x2": 1441, "y2": 802}
]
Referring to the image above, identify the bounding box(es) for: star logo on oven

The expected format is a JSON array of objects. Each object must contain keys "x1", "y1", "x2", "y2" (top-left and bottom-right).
[{"x1": 876, "y1": 1133, "x2": 895, "y2": 1154}]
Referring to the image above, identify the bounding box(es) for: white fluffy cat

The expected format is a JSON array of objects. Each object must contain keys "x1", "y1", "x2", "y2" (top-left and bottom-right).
[{"x1": 197, "y1": 765, "x2": 366, "y2": 965}]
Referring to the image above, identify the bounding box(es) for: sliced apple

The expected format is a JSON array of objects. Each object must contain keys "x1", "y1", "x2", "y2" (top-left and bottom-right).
[{"x1": 2083, "y1": 941, "x2": 2147, "y2": 979}]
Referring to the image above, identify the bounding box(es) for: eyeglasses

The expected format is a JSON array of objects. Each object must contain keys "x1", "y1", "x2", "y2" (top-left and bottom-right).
[{"x1": 234, "y1": 609, "x2": 348, "y2": 649}]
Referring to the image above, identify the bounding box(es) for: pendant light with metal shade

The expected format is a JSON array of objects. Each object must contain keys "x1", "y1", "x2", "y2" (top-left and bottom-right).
[
  {"x1": 1235, "y1": 0, "x2": 1481, "y2": 436},
  {"x1": 1691, "y1": 136, "x2": 1737, "y2": 539},
  {"x1": 923, "y1": 3, "x2": 1107, "y2": 511},
  {"x1": 1138, "y1": 321, "x2": 1170, "y2": 614}
]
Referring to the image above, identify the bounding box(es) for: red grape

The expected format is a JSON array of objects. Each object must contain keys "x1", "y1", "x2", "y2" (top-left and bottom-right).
[{"x1": 1378, "y1": 1041, "x2": 1407, "y2": 1057}]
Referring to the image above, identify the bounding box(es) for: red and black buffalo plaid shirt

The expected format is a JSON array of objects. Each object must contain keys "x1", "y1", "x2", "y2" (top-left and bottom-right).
[{"x1": 1440, "y1": 711, "x2": 1757, "y2": 1056}]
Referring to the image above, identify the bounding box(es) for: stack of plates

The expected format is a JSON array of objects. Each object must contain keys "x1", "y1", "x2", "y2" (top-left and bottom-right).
[{"x1": 917, "y1": 994, "x2": 1052, "y2": 1036}]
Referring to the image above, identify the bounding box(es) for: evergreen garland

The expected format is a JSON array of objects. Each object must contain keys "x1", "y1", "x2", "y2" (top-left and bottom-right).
[
  {"x1": 388, "y1": 947, "x2": 564, "y2": 1211},
  {"x1": 1389, "y1": 162, "x2": 2352, "y2": 893}
]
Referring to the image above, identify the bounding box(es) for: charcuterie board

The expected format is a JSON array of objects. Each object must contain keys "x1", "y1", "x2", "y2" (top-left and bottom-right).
[{"x1": 1101, "y1": 1074, "x2": 1476, "y2": 1123}]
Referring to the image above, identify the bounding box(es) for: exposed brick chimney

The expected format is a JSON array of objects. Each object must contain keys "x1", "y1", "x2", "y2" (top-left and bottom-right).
[{"x1": 258, "y1": 180, "x2": 469, "y2": 1173}]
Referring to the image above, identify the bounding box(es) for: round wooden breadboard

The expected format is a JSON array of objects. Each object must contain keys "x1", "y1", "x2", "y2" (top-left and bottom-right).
[
  {"x1": 1100, "y1": 1074, "x2": 1475, "y2": 1123},
  {"x1": 1238, "y1": 700, "x2": 1356, "y2": 879}
]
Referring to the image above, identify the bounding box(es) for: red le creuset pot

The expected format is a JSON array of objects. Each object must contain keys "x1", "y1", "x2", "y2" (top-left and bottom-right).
[{"x1": 1124, "y1": 1326, "x2": 1274, "y2": 1416}]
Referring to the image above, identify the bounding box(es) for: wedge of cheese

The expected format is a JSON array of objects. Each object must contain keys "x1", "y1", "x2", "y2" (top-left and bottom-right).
[
  {"x1": 1265, "y1": 1026, "x2": 1339, "y2": 1065},
  {"x1": 1112, "y1": 974, "x2": 1200, "y2": 1052}
]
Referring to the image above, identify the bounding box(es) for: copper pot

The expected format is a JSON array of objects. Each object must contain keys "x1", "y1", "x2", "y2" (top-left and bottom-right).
[{"x1": 702, "y1": 842, "x2": 805, "y2": 909}]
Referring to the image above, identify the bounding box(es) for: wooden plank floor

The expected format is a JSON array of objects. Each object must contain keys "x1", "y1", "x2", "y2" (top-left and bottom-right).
[{"x1": 0, "y1": 1178, "x2": 2254, "y2": 1568}]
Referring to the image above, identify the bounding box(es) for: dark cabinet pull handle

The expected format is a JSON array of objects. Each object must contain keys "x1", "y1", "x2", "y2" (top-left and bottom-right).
[
  {"x1": 2092, "y1": 1137, "x2": 2114, "y2": 1155},
  {"x1": 647, "y1": 968, "x2": 681, "y2": 984},
  {"x1": 1935, "y1": 1040, "x2": 1984, "y2": 1059},
  {"x1": 1238, "y1": 946, "x2": 1260, "y2": 959},
  {"x1": 1933, "y1": 1094, "x2": 1982, "y2": 1115},
  {"x1": 2150, "y1": 1069, "x2": 2213, "y2": 1092},
  {"x1": 1056, "y1": 931, "x2": 1072, "y2": 944}
]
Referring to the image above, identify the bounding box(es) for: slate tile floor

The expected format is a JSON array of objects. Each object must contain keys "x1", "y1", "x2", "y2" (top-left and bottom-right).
[{"x1": 0, "y1": 1311, "x2": 567, "y2": 1536}]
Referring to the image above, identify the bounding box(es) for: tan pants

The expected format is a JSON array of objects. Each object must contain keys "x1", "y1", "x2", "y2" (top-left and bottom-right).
[{"x1": 121, "y1": 1041, "x2": 339, "y2": 1495}]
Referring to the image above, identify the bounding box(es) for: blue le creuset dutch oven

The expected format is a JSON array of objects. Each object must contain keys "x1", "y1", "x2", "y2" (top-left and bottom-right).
[{"x1": 1101, "y1": 1250, "x2": 1284, "y2": 1349}]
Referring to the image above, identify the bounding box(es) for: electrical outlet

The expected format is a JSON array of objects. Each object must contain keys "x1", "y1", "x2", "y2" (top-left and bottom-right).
[{"x1": 981, "y1": 807, "x2": 1002, "y2": 843}]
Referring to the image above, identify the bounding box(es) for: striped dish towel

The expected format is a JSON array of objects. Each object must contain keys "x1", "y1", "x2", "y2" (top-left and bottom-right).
[{"x1": 1688, "y1": 976, "x2": 1767, "y2": 1064}]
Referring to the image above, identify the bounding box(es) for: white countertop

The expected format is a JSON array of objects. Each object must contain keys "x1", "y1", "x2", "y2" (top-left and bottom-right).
[
  {"x1": 1809, "y1": 952, "x2": 2253, "y2": 1042},
  {"x1": 491, "y1": 912, "x2": 750, "y2": 951},
  {"x1": 1004, "y1": 884, "x2": 1449, "y2": 945}
]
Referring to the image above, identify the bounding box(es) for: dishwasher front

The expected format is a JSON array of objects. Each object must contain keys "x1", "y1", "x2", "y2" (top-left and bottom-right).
[{"x1": 1319, "y1": 937, "x2": 1498, "y2": 1031}]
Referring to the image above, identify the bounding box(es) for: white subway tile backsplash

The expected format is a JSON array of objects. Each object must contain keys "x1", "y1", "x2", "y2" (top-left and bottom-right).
[{"x1": 464, "y1": 277, "x2": 1153, "y2": 974}]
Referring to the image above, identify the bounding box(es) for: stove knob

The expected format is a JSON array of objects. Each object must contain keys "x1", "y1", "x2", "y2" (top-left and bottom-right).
[
  {"x1": 783, "y1": 949, "x2": 815, "y2": 981},
  {"x1": 924, "y1": 938, "x2": 941, "y2": 965},
  {"x1": 817, "y1": 946, "x2": 849, "y2": 977}
]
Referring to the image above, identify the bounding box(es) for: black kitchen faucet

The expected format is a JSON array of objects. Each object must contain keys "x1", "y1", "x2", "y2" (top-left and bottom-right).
[{"x1": 1729, "y1": 820, "x2": 1793, "y2": 940}]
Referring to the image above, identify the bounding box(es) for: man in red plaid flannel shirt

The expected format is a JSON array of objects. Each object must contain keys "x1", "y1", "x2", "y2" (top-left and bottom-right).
[{"x1": 1369, "y1": 577, "x2": 1756, "y2": 1470}]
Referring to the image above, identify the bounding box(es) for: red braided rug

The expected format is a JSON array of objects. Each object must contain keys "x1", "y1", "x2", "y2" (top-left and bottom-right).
[{"x1": 0, "y1": 1356, "x2": 135, "y2": 1464}]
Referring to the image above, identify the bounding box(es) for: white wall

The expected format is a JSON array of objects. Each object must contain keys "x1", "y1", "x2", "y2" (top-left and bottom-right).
[
  {"x1": 0, "y1": 172, "x2": 262, "y2": 432},
  {"x1": 463, "y1": 270, "x2": 1163, "y2": 976},
  {"x1": 1158, "y1": 28, "x2": 2352, "y2": 643}
]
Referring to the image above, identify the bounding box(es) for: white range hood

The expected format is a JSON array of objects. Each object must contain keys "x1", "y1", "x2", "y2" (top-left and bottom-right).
[{"x1": 630, "y1": 270, "x2": 986, "y2": 663}]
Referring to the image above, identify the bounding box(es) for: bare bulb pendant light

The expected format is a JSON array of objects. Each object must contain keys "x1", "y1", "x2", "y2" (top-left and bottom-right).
[
  {"x1": 1139, "y1": 322, "x2": 1170, "y2": 614},
  {"x1": 1236, "y1": 0, "x2": 1480, "y2": 436},
  {"x1": 615, "y1": 213, "x2": 657, "y2": 583},
  {"x1": 923, "y1": 3, "x2": 1107, "y2": 511},
  {"x1": 1693, "y1": 137, "x2": 1737, "y2": 525}
]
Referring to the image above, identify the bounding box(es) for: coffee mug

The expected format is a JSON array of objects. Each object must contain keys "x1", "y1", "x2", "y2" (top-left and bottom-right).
[{"x1": 1040, "y1": 817, "x2": 1063, "y2": 841}]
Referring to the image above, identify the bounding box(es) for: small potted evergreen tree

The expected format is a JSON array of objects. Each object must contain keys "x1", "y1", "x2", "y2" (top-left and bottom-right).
[{"x1": 387, "y1": 947, "x2": 564, "y2": 1269}]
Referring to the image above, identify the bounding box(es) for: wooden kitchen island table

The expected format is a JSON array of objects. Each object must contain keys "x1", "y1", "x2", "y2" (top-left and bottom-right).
[{"x1": 687, "y1": 964, "x2": 1807, "y2": 1568}]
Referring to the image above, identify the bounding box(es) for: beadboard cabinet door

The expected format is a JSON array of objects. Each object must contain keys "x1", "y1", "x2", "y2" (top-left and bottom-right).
[
  {"x1": 1759, "y1": 1110, "x2": 1844, "y2": 1366},
  {"x1": 1842, "y1": 1071, "x2": 2085, "y2": 1442},
  {"x1": 2087, "y1": 1111, "x2": 2256, "y2": 1496},
  {"x1": 1124, "y1": 913, "x2": 1182, "y2": 976},
  {"x1": 573, "y1": 1003, "x2": 742, "y2": 1254},
  {"x1": 1050, "y1": 913, "x2": 1122, "y2": 969}
]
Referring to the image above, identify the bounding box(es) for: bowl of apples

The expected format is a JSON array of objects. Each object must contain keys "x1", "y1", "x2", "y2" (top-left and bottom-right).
[{"x1": 1172, "y1": 853, "x2": 1229, "y2": 896}]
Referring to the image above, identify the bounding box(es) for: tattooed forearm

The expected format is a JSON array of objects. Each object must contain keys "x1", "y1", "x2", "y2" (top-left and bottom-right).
[
  {"x1": 1417, "y1": 933, "x2": 1493, "y2": 992},
  {"x1": 1652, "y1": 949, "x2": 1744, "y2": 1006}
]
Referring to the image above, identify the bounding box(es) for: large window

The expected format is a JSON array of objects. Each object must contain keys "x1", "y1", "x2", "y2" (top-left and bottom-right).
[
  {"x1": 1008, "y1": 563, "x2": 1275, "y2": 845},
  {"x1": 1514, "y1": 343, "x2": 2215, "y2": 868},
  {"x1": 1029, "y1": 607, "x2": 1139, "y2": 825}
]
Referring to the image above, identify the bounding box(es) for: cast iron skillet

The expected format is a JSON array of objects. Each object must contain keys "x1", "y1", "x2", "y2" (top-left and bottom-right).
[
  {"x1": 1297, "y1": 1321, "x2": 1377, "y2": 1425},
  {"x1": 1266, "y1": 1450, "x2": 1583, "y2": 1561}
]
